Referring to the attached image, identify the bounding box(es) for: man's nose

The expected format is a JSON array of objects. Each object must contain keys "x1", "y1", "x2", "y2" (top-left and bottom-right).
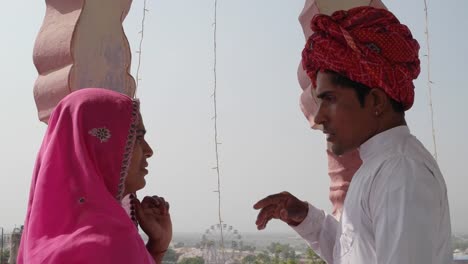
[{"x1": 314, "y1": 103, "x2": 326, "y2": 125}]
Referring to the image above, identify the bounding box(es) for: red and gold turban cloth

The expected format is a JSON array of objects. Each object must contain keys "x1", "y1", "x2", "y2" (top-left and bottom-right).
[{"x1": 302, "y1": 7, "x2": 420, "y2": 110}]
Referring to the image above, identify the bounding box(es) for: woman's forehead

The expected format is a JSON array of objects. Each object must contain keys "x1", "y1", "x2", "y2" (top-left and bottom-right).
[{"x1": 137, "y1": 114, "x2": 146, "y2": 130}]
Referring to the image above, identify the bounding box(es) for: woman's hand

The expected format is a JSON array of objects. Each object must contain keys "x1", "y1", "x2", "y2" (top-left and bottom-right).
[{"x1": 134, "y1": 195, "x2": 172, "y2": 262}]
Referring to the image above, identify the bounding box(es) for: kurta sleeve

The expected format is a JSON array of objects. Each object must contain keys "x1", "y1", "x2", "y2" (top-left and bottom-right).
[
  {"x1": 291, "y1": 203, "x2": 339, "y2": 263},
  {"x1": 368, "y1": 156, "x2": 444, "y2": 264}
]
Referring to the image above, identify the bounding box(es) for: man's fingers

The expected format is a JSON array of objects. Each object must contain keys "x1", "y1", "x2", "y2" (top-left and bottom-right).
[
  {"x1": 257, "y1": 214, "x2": 275, "y2": 230},
  {"x1": 253, "y1": 192, "x2": 301, "y2": 230},
  {"x1": 253, "y1": 192, "x2": 289, "y2": 210},
  {"x1": 255, "y1": 204, "x2": 277, "y2": 226},
  {"x1": 279, "y1": 209, "x2": 289, "y2": 222}
]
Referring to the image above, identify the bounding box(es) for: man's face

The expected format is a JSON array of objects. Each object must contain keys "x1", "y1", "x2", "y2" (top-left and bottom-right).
[
  {"x1": 126, "y1": 115, "x2": 154, "y2": 194},
  {"x1": 314, "y1": 71, "x2": 376, "y2": 155}
]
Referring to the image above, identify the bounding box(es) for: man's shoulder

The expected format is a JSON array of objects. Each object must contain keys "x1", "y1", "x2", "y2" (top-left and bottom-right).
[
  {"x1": 371, "y1": 142, "x2": 444, "y2": 191},
  {"x1": 357, "y1": 133, "x2": 444, "y2": 191},
  {"x1": 374, "y1": 133, "x2": 436, "y2": 169}
]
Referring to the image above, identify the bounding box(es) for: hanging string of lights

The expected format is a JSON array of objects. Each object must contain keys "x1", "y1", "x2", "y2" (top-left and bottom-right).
[
  {"x1": 135, "y1": 0, "x2": 149, "y2": 94},
  {"x1": 422, "y1": 0, "x2": 438, "y2": 161},
  {"x1": 211, "y1": 0, "x2": 227, "y2": 262}
]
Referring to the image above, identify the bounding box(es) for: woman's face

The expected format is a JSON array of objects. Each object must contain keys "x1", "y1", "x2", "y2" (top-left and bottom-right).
[{"x1": 125, "y1": 114, "x2": 154, "y2": 195}]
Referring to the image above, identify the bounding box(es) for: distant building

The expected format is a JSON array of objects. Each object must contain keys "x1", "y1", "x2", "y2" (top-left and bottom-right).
[
  {"x1": 1, "y1": 235, "x2": 11, "y2": 250},
  {"x1": 454, "y1": 254, "x2": 468, "y2": 264},
  {"x1": 0, "y1": 227, "x2": 22, "y2": 264},
  {"x1": 9, "y1": 228, "x2": 23, "y2": 264}
]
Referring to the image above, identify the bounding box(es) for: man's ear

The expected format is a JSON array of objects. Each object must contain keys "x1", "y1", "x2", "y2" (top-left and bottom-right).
[{"x1": 367, "y1": 88, "x2": 388, "y2": 115}]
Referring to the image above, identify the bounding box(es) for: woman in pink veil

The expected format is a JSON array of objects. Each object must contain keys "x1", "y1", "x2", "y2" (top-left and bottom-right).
[{"x1": 18, "y1": 88, "x2": 171, "y2": 264}]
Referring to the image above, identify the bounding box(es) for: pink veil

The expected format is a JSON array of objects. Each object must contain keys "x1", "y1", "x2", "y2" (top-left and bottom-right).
[{"x1": 18, "y1": 88, "x2": 154, "y2": 263}]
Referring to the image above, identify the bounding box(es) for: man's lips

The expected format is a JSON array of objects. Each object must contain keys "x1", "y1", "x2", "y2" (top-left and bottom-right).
[{"x1": 323, "y1": 130, "x2": 335, "y2": 141}]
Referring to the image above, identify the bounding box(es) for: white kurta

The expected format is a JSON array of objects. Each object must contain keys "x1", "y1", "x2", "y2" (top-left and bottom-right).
[{"x1": 293, "y1": 126, "x2": 452, "y2": 263}]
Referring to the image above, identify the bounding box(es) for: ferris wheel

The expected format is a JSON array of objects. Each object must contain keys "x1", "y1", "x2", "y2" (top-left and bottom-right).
[{"x1": 200, "y1": 223, "x2": 244, "y2": 264}]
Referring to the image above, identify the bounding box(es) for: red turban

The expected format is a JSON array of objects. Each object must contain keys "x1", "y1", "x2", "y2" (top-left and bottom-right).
[{"x1": 302, "y1": 7, "x2": 420, "y2": 110}]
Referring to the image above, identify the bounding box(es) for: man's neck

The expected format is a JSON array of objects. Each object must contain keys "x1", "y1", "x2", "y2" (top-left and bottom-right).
[
  {"x1": 375, "y1": 117, "x2": 406, "y2": 136},
  {"x1": 359, "y1": 115, "x2": 406, "y2": 149},
  {"x1": 370, "y1": 112, "x2": 406, "y2": 138}
]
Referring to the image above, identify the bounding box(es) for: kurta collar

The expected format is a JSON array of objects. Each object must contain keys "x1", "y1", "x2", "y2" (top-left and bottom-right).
[{"x1": 359, "y1": 125, "x2": 410, "y2": 162}]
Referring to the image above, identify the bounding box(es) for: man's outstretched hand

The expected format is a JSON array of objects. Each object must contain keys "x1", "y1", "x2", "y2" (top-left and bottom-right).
[{"x1": 254, "y1": 191, "x2": 309, "y2": 230}]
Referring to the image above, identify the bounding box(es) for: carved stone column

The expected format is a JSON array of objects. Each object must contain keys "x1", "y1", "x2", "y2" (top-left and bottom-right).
[{"x1": 33, "y1": 0, "x2": 136, "y2": 122}]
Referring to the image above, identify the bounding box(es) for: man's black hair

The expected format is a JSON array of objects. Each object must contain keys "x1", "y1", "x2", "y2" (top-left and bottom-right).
[{"x1": 326, "y1": 71, "x2": 405, "y2": 113}]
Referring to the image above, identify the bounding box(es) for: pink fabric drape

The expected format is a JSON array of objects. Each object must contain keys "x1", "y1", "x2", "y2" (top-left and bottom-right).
[{"x1": 18, "y1": 88, "x2": 154, "y2": 264}]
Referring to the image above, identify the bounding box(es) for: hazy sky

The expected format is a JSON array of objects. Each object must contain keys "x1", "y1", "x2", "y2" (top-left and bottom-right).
[{"x1": 0, "y1": 0, "x2": 467, "y2": 236}]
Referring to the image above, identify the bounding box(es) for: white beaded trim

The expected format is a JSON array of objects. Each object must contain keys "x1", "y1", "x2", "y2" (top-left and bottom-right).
[{"x1": 116, "y1": 99, "x2": 140, "y2": 201}]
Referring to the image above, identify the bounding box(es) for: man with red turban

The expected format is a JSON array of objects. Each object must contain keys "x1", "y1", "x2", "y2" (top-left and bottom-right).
[{"x1": 254, "y1": 7, "x2": 451, "y2": 263}]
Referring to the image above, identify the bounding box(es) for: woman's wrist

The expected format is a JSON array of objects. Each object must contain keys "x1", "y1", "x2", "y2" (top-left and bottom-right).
[{"x1": 146, "y1": 239, "x2": 168, "y2": 257}]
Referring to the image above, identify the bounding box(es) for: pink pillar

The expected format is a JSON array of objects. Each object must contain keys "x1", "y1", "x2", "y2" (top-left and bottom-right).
[
  {"x1": 33, "y1": 0, "x2": 136, "y2": 123},
  {"x1": 298, "y1": 0, "x2": 386, "y2": 217}
]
